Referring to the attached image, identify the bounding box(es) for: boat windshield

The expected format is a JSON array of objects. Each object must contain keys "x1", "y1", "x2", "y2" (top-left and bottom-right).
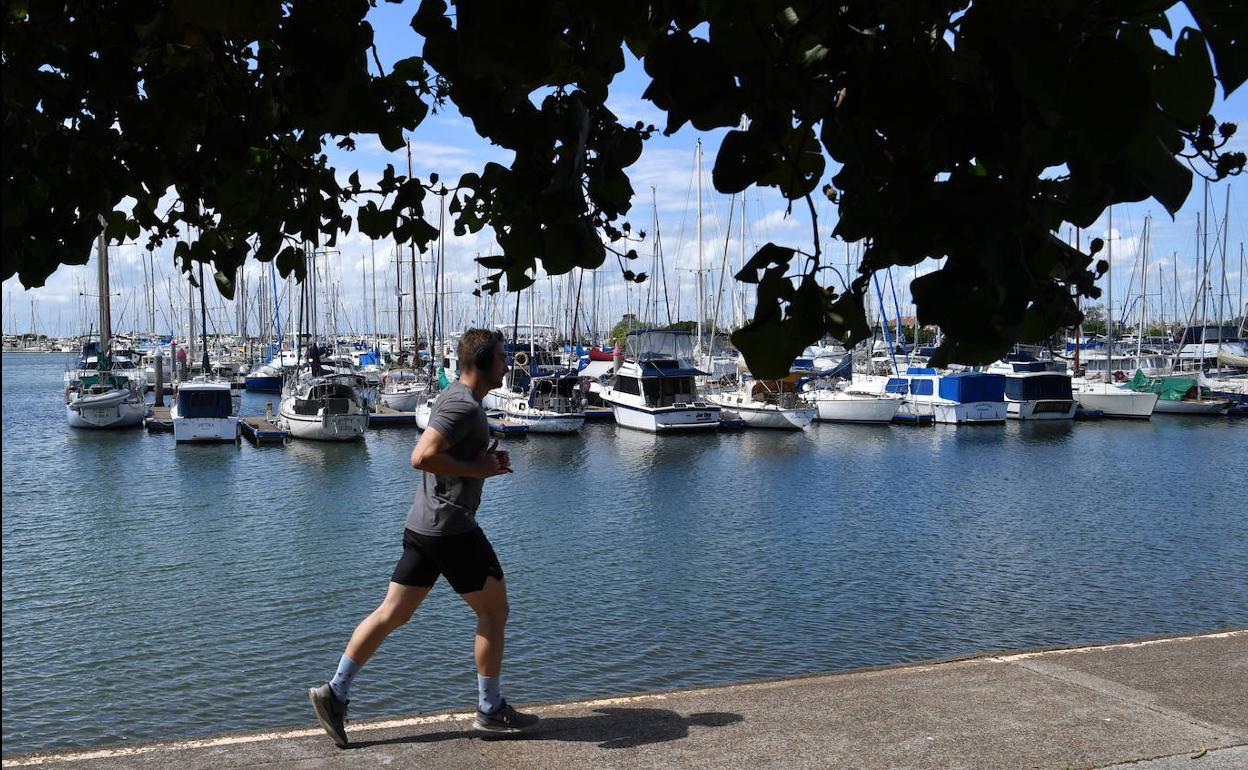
[
  {"x1": 178, "y1": 390, "x2": 233, "y2": 418},
  {"x1": 625, "y1": 330, "x2": 696, "y2": 366}
]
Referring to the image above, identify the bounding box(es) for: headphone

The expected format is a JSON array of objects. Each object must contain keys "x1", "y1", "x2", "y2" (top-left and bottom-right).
[{"x1": 473, "y1": 332, "x2": 501, "y2": 370}]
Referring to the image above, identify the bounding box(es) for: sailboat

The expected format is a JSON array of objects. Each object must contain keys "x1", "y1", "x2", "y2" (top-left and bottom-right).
[
  {"x1": 64, "y1": 232, "x2": 147, "y2": 429},
  {"x1": 1120, "y1": 370, "x2": 1233, "y2": 415},
  {"x1": 485, "y1": 364, "x2": 586, "y2": 433},
  {"x1": 484, "y1": 286, "x2": 586, "y2": 433},
  {"x1": 800, "y1": 382, "x2": 903, "y2": 423},
  {"x1": 378, "y1": 367, "x2": 434, "y2": 411},
  {"x1": 1072, "y1": 208, "x2": 1159, "y2": 418},
  {"x1": 706, "y1": 375, "x2": 815, "y2": 429}
]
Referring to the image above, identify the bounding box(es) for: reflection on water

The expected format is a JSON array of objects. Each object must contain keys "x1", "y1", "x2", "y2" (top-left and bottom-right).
[{"x1": 2, "y1": 353, "x2": 1246, "y2": 756}]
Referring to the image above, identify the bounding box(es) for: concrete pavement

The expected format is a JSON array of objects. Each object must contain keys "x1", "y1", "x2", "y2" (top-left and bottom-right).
[{"x1": 5, "y1": 628, "x2": 1245, "y2": 770}]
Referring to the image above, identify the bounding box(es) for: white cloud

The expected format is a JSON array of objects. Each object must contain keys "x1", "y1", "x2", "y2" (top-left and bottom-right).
[{"x1": 605, "y1": 95, "x2": 665, "y2": 129}]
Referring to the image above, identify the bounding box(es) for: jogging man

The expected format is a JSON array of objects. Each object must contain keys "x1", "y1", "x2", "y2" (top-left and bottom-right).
[{"x1": 309, "y1": 328, "x2": 539, "y2": 747}]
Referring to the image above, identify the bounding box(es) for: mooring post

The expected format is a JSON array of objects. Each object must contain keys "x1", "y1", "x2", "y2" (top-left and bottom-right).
[{"x1": 154, "y1": 355, "x2": 164, "y2": 407}]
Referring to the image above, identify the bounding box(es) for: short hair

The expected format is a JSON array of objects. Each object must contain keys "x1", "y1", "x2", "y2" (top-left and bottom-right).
[{"x1": 458, "y1": 328, "x2": 503, "y2": 371}]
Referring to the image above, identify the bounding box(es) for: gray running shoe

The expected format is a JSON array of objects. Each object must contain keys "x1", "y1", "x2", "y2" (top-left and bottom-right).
[
  {"x1": 308, "y1": 684, "x2": 349, "y2": 748},
  {"x1": 473, "y1": 700, "x2": 540, "y2": 734}
]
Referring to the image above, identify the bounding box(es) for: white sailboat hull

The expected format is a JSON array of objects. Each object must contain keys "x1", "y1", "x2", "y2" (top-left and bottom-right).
[
  {"x1": 280, "y1": 402, "x2": 367, "y2": 440},
  {"x1": 508, "y1": 410, "x2": 585, "y2": 433},
  {"x1": 1152, "y1": 398, "x2": 1233, "y2": 415},
  {"x1": 1073, "y1": 389, "x2": 1158, "y2": 419},
  {"x1": 807, "y1": 393, "x2": 902, "y2": 423},
  {"x1": 1006, "y1": 399, "x2": 1077, "y2": 420},
  {"x1": 414, "y1": 400, "x2": 433, "y2": 430},
  {"x1": 66, "y1": 398, "x2": 145, "y2": 429},
  {"x1": 729, "y1": 403, "x2": 815, "y2": 429},
  {"x1": 380, "y1": 388, "x2": 425, "y2": 412}
]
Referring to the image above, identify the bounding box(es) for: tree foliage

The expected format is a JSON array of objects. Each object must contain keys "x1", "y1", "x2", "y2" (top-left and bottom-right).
[{"x1": 3, "y1": 0, "x2": 1245, "y2": 375}]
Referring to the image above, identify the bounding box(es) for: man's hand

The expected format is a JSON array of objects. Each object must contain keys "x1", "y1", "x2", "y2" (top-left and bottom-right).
[{"x1": 483, "y1": 439, "x2": 512, "y2": 476}]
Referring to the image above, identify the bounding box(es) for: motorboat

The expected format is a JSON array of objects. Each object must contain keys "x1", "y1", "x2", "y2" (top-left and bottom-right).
[
  {"x1": 599, "y1": 329, "x2": 720, "y2": 432},
  {"x1": 170, "y1": 376, "x2": 239, "y2": 443},
  {"x1": 861, "y1": 368, "x2": 1006, "y2": 424}
]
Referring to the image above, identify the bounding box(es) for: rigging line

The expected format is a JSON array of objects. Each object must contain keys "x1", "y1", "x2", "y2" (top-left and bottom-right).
[
  {"x1": 668, "y1": 147, "x2": 698, "y2": 310},
  {"x1": 872, "y1": 272, "x2": 900, "y2": 377},
  {"x1": 707, "y1": 194, "x2": 737, "y2": 360},
  {"x1": 885, "y1": 267, "x2": 907, "y2": 363}
]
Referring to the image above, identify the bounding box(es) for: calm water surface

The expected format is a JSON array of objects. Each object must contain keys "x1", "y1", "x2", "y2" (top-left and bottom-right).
[{"x1": 3, "y1": 352, "x2": 1246, "y2": 755}]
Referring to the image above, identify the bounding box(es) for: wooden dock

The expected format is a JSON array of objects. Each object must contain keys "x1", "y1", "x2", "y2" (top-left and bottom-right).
[
  {"x1": 368, "y1": 404, "x2": 418, "y2": 427},
  {"x1": 239, "y1": 416, "x2": 288, "y2": 444},
  {"x1": 144, "y1": 405, "x2": 174, "y2": 433}
]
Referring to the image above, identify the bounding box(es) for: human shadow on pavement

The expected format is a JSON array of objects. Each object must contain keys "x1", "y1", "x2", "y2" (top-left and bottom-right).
[{"x1": 349, "y1": 707, "x2": 744, "y2": 750}]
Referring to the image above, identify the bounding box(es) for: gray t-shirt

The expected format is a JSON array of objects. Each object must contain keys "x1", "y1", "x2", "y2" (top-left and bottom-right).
[{"x1": 405, "y1": 381, "x2": 490, "y2": 536}]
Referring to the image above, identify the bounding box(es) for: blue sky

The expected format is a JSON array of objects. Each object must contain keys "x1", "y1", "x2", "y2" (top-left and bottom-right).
[{"x1": 4, "y1": 3, "x2": 1245, "y2": 339}]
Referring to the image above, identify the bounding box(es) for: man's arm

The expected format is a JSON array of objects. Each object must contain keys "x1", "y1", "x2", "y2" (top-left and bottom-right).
[{"x1": 411, "y1": 428, "x2": 510, "y2": 478}]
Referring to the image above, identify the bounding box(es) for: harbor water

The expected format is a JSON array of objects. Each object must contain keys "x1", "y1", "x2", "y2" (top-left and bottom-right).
[{"x1": 3, "y1": 352, "x2": 1246, "y2": 756}]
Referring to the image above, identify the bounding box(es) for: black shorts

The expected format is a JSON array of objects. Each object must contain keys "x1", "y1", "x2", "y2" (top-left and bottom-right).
[{"x1": 390, "y1": 527, "x2": 504, "y2": 594}]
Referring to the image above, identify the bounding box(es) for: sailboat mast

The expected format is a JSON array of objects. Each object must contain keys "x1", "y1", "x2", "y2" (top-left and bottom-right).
[
  {"x1": 97, "y1": 229, "x2": 112, "y2": 355},
  {"x1": 1137, "y1": 216, "x2": 1149, "y2": 361},
  {"x1": 695, "y1": 139, "x2": 704, "y2": 366},
  {"x1": 1073, "y1": 230, "x2": 1083, "y2": 369},
  {"x1": 1219, "y1": 184, "x2": 1230, "y2": 353},
  {"x1": 1107, "y1": 207, "x2": 1114, "y2": 378},
  {"x1": 1201, "y1": 180, "x2": 1209, "y2": 331},
  {"x1": 198, "y1": 262, "x2": 210, "y2": 375}
]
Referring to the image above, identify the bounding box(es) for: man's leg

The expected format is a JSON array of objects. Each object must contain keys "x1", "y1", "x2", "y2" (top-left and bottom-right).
[
  {"x1": 460, "y1": 576, "x2": 509, "y2": 678},
  {"x1": 310, "y1": 581, "x2": 431, "y2": 748},
  {"x1": 348, "y1": 581, "x2": 431, "y2": 662},
  {"x1": 460, "y1": 577, "x2": 538, "y2": 733}
]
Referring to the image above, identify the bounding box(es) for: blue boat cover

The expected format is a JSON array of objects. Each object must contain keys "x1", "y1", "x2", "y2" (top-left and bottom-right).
[
  {"x1": 1011, "y1": 361, "x2": 1050, "y2": 373},
  {"x1": 1005, "y1": 374, "x2": 1072, "y2": 400},
  {"x1": 938, "y1": 373, "x2": 1005, "y2": 403},
  {"x1": 906, "y1": 367, "x2": 938, "y2": 375}
]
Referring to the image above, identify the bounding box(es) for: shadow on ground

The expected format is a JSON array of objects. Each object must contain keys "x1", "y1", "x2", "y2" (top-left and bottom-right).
[{"x1": 349, "y1": 707, "x2": 744, "y2": 751}]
